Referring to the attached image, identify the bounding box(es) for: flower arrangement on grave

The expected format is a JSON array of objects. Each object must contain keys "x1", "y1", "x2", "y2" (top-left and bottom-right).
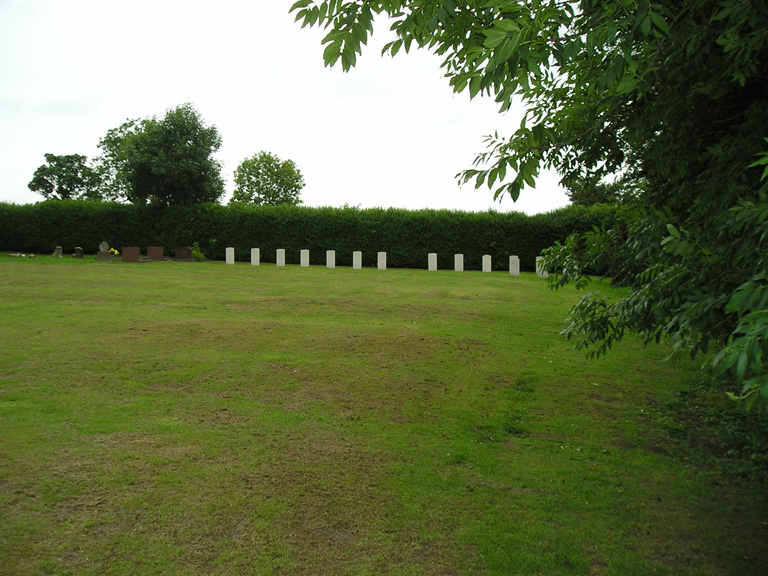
[{"x1": 108, "y1": 248, "x2": 120, "y2": 256}]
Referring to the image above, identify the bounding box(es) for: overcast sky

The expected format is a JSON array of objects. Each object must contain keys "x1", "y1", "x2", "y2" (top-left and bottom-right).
[{"x1": 0, "y1": 0, "x2": 570, "y2": 214}]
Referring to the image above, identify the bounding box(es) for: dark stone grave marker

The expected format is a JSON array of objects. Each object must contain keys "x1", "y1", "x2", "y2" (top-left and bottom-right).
[
  {"x1": 122, "y1": 247, "x2": 140, "y2": 262},
  {"x1": 147, "y1": 246, "x2": 164, "y2": 261},
  {"x1": 175, "y1": 247, "x2": 193, "y2": 261}
]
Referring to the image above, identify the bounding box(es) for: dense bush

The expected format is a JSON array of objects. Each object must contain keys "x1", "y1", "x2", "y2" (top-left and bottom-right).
[{"x1": 0, "y1": 201, "x2": 614, "y2": 271}]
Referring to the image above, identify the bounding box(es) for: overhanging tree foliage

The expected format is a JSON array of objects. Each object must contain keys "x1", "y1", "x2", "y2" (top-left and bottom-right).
[{"x1": 291, "y1": 1, "x2": 768, "y2": 410}]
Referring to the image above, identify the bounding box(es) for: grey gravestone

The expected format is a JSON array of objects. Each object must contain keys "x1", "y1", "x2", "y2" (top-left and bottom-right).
[
  {"x1": 54, "y1": 246, "x2": 63, "y2": 258},
  {"x1": 536, "y1": 256, "x2": 549, "y2": 278},
  {"x1": 98, "y1": 241, "x2": 109, "y2": 253},
  {"x1": 226, "y1": 247, "x2": 235, "y2": 265},
  {"x1": 300, "y1": 250, "x2": 310, "y2": 267},
  {"x1": 326, "y1": 250, "x2": 336, "y2": 269},
  {"x1": 482, "y1": 255, "x2": 492, "y2": 273},
  {"x1": 74, "y1": 247, "x2": 83, "y2": 258},
  {"x1": 352, "y1": 251, "x2": 362, "y2": 270},
  {"x1": 251, "y1": 248, "x2": 260, "y2": 266},
  {"x1": 454, "y1": 254, "x2": 464, "y2": 272},
  {"x1": 428, "y1": 253, "x2": 437, "y2": 271},
  {"x1": 377, "y1": 252, "x2": 386, "y2": 270}
]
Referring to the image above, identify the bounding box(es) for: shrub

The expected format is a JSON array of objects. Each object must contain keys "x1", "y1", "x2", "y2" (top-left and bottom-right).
[{"x1": 0, "y1": 201, "x2": 615, "y2": 270}]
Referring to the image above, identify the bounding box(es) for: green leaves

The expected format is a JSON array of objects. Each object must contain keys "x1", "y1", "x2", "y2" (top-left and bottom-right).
[
  {"x1": 649, "y1": 11, "x2": 669, "y2": 35},
  {"x1": 230, "y1": 151, "x2": 305, "y2": 207},
  {"x1": 96, "y1": 104, "x2": 224, "y2": 207},
  {"x1": 748, "y1": 139, "x2": 768, "y2": 181},
  {"x1": 292, "y1": 1, "x2": 379, "y2": 71},
  {"x1": 715, "y1": 272, "x2": 768, "y2": 411},
  {"x1": 28, "y1": 153, "x2": 101, "y2": 201},
  {"x1": 292, "y1": 0, "x2": 768, "y2": 414}
]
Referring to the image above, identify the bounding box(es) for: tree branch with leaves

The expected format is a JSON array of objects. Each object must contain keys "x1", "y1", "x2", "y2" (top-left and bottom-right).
[{"x1": 292, "y1": 0, "x2": 768, "y2": 411}]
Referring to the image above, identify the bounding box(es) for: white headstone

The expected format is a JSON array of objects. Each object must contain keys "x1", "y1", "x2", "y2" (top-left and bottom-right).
[
  {"x1": 300, "y1": 249, "x2": 310, "y2": 267},
  {"x1": 352, "y1": 251, "x2": 362, "y2": 269},
  {"x1": 536, "y1": 256, "x2": 549, "y2": 278},
  {"x1": 428, "y1": 253, "x2": 438, "y2": 271},
  {"x1": 326, "y1": 250, "x2": 336, "y2": 268},
  {"x1": 454, "y1": 254, "x2": 464, "y2": 272},
  {"x1": 276, "y1": 249, "x2": 286, "y2": 267},
  {"x1": 225, "y1": 247, "x2": 235, "y2": 265},
  {"x1": 377, "y1": 252, "x2": 387, "y2": 270},
  {"x1": 251, "y1": 248, "x2": 260, "y2": 266},
  {"x1": 482, "y1": 254, "x2": 492, "y2": 273},
  {"x1": 509, "y1": 255, "x2": 520, "y2": 277}
]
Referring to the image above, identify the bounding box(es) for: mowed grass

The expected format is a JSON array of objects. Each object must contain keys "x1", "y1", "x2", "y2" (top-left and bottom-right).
[{"x1": 0, "y1": 256, "x2": 766, "y2": 576}]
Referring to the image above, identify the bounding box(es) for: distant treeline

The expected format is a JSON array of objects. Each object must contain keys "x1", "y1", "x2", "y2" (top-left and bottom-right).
[{"x1": 0, "y1": 201, "x2": 615, "y2": 271}]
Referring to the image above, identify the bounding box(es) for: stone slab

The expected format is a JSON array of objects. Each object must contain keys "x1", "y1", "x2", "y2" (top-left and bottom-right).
[
  {"x1": 147, "y1": 246, "x2": 164, "y2": 261},
  {"x1": 122, "y1": 247, "x2": 141, "y2": 262},
  {"x1": 509, "y1": 255, "x2": 520, "y2": 277},
  {"x1": 536, "y1": 256, "x2": 549, "y2": 278},
  {"x1": 454, "y1": 254, "x2": 464, "y2": 272},
  {"x1": 175, "y1": 247, "x2": 193, "y2": 261}
]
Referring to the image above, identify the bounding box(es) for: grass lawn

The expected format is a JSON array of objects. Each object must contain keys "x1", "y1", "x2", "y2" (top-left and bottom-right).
[{"x1": 1, "y1": 255, "x2": 766, "y2": 575}]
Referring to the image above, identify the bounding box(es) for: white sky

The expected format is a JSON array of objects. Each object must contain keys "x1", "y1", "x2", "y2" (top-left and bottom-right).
[{"x1": 0, "y1": 0, "x2": 570, "y2": 214}]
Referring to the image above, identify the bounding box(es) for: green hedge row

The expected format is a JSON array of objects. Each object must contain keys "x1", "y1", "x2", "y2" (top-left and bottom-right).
[{"x1": 0, "y1": 201, "x2": 615, "y2": 271}]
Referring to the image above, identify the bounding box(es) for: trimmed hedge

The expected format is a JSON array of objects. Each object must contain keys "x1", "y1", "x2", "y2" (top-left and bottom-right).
[{"x1": 0, "y1": 201, "x2": 615, "y2": 271}]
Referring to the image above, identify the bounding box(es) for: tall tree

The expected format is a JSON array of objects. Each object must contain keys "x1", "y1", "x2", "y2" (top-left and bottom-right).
[
  {"x1": 565, "y1": 176, "x2": 638, "y2": 208},
  {"x1": 96, "y1": 103, "x2": 224, "y2": 206},
  {"x1": 292, "y1": 1, "x2": 768, "y2": 409},
  {"x1": 230, "y1": 151, "x2": 305, "y2": 206},
  {"x1": 28, "y1": 153, "x2": 100, "y2": 201}
]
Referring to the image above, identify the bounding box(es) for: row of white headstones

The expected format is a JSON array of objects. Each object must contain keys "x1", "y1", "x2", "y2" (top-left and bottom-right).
[{"x1": 224, "y1": 247, "x2": 549, "y2": 278}]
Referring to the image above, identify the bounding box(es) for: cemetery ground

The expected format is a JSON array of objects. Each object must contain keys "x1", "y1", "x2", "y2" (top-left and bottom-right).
[{"x1": 1, "y1": 256, "x2": 767, "y2": 576}]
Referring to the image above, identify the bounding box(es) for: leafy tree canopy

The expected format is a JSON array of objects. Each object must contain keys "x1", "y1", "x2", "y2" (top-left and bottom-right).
[
  {"x1": 565, "y1": 176, "x2": 639, "y2": 208},
  {"x1": 96, "y1": 103, "x2": 224, "y2": 206},
  {"x1": 230, "y1": 151, "x2": 305, "y2": 206},
  {"x1": 28, "y1": 153, "x2": 100, "y2": 201},
  {"x1": 292, "y1": 1, "x2": 768, "y2": 410}
]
